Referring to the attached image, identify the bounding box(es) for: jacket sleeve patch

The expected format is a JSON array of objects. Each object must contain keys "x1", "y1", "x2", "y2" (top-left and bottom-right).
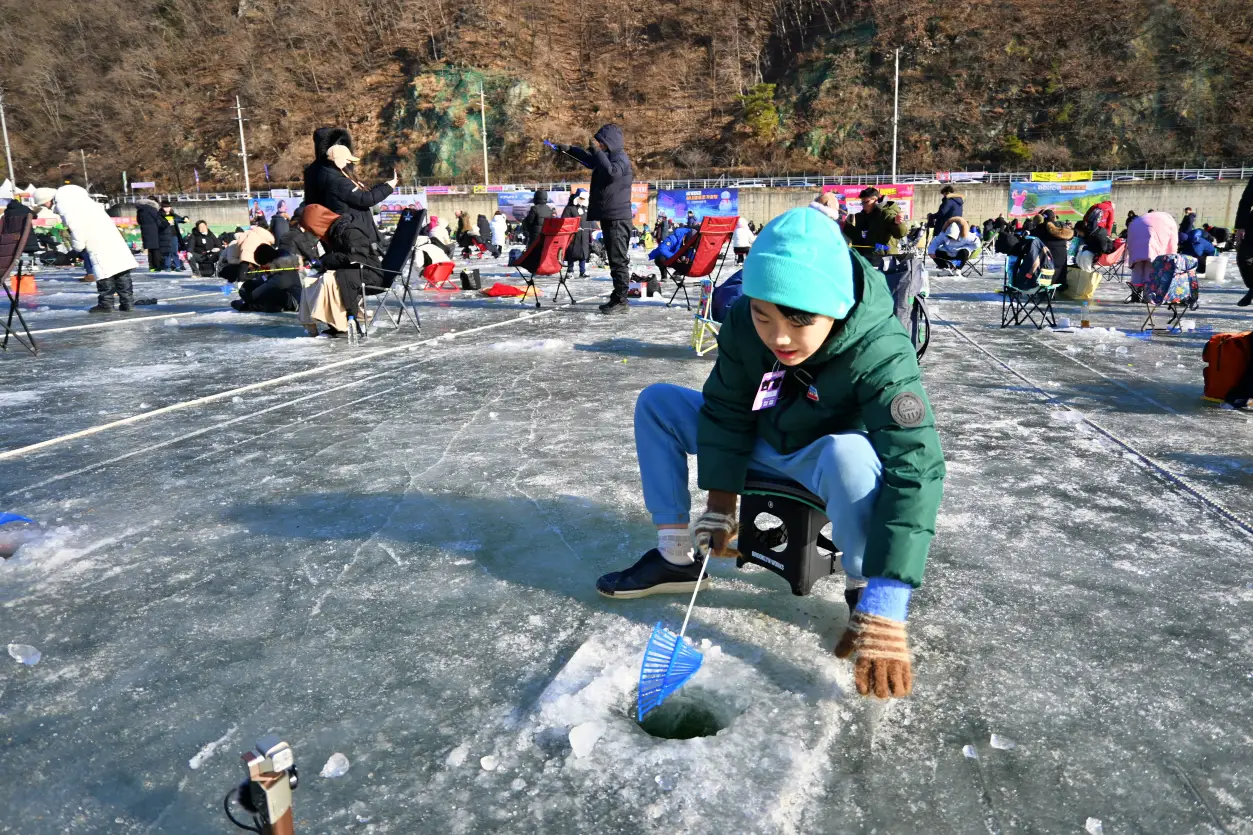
[{"x1": 889, "y1": 391, "x2": 926, "y2": 427}]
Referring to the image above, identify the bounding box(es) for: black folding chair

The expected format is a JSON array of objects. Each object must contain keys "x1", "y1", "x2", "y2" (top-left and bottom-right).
[
  {"x1": 361, "y1": 208, "x2": 423, "y2": 333},
  {"x1": 1, "y1": 212, "x2": 38, "y2": 356}
]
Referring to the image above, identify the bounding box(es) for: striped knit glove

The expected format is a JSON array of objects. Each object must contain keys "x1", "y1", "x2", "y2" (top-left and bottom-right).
[
  {"x1": 834, "y1": 578, "x2": 914, "y2": 698},
  {"x1": 692, "y1": 511, "x2": 738, "y2": 557}
]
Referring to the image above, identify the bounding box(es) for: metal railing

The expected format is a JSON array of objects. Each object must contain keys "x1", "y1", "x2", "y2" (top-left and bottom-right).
[{"x1": 120, "y1": 166, "x2": 1252, "y2": 203}]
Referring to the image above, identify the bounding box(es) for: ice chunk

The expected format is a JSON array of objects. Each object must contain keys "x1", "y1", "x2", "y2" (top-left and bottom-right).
[
  {"x1": 445, "y1": 743, "x2": 469, "y2": 767},
  {"x1": 989, "y1": 733, "x2": 1016, "y2": 750},
  {"x1": 510, "y1": 778, "x2": 527, "y2": 791},
  {"x1": 164, "y1": 317, "x2": 181, "y2": 326},
  {"x1": 962, "y1": 744, "x2": 978, "y2": 759},
  {"x1": 480, "y1": 754, "x2": 499, "y2": 771},
  {"x1": 1085, "y1": 817, "x2": 1103, "y2": 835},
  {"x1": 1115, "y1": 346, "x2": 1128, "y2": 355},
  {"x1": 569, "y1": 721, "x2": 605, "y2": 758},
  {"x1": 8, "y1": 644, "x2": 40, "y2": 665},
  {"x1": 319, "y1": 752, "x2": 350, "y2": 778},
  {"x1": 655, "y1": 773, "x2": 679, "y2": 792}
]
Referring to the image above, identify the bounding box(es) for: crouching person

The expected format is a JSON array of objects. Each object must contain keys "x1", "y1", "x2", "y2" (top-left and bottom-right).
[{"x1": 596, "y1": 206, "x2": 946, "y2": 698}]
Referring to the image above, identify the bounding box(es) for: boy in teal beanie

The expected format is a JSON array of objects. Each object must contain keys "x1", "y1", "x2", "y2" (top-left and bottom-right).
[{"x1": 597, "y1": 206, "x2": 946, "y2": 698}]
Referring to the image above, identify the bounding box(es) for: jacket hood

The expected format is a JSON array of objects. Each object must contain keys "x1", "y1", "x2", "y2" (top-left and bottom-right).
[
  {"x1": 270, "y1": 253, "x2": 302, "y2": 270},
  {"x1": 803, "y1": 252, "x2": 895, "y2": 365},
  {"x1": 594, "y1": 124, "x2": 625, "y2": 153},
  {"x1": 313, "y1": 127, "x2": 353, "y2": 160},
  {"x1": 533, "y1": 189, "x2": 549, "y2": 204},
  {"x1": 945, "y1": 193, "x2": 965, "y2": 201},
  {"x1": 135, "y1": 198, "x2": 160, "y2": 211}
]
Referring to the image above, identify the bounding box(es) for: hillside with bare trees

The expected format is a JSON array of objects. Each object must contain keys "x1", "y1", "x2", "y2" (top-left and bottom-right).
[{"x1": 2, "y1": 0, "x2": 1251, "y2": 190}]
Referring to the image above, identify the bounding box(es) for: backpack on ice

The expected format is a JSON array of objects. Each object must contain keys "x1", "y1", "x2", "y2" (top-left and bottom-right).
[
  {"x1": 1202, "y1": 331, "x2": 1253, "y2": 403},
  {"x1": 1144, "y1": 254, "x2": 1198, "y2": 306},
  {"x1": 1010, "y1": 237, "x2": 1055, "y2": 291}
]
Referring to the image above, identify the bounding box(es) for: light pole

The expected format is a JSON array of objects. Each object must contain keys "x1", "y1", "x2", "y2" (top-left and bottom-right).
[
  {"x1": 479, "y1": 83, "x2": 489, "y2": 188},
  {"x1": 235, "y1": 96, "x2": 251, "y2": 196},
  {"x1": 0, "y1": 88, "x2": 15, "y2": 186},
  {"x1": 891, "y1": 48, "x2": 900, "y2": 182}
]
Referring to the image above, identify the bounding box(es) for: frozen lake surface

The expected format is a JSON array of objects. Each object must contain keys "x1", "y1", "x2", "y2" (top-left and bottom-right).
[{"x1": 2, "y1": 253, "x2": 1252, "y2": 833}]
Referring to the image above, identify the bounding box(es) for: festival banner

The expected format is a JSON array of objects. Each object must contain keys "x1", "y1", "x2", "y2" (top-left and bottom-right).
[
  {"x1": 656, "y1": 188, "x2": 738, "y2": 223},
  {"x1": 821, "y1": 184, "x2": 915, "y2": 221},
  {"x1": 130, "y1": 181, "x2": 156, "y2": 190},
  {"x1": 936, "y1": 171, "x2": 987, "y2": 183},
  {"x1": 376, "y1": 190, "x2": 428, "y2": 225},
  {"x1": 248, "y1": 196, "x2": 297, "y2": 225},
  {"x1": 1008, "y1": 181, "x2": 1112, "y2": 219},
  {"x1": 631, "y1": 183, "x2": 650, "y2": 226},
  {"x1": 1030, "y1": 171, "x2": 1095, "y2": 183}
]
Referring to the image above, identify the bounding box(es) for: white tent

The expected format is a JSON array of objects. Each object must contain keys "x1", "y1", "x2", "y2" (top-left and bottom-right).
[
  {"x1": 24, "y1": 183, "x2": 37, "y2": 197},
  {"x1": 0, "y1": 178, "x2": 13, "y2": 198}
]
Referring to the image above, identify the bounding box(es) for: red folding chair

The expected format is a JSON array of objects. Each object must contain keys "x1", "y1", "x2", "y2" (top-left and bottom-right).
[
  {"x1": 0, "y1": 211, "x2": 37, "y2": 356},
  {"x1": 422, "y1": 261, "x2": 457, "y2": 291},
  {"x1": 508, "y1": 217, "x2": 580, "y2": 308},
  {"x1": 660, "y1": 216, "x2": 738, "y2": 309}
]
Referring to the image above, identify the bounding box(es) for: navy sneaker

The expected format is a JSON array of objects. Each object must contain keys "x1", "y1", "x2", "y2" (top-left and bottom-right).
[
  {"x1": 596, "y1": 549, "x2": 710, "y2": 599},
  {"x1": 844, "y1": 586, "x2": 862, "y2": 612}
]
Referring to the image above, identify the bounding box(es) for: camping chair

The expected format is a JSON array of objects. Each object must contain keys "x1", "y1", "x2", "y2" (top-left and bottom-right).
[
  {"x1": 1093, "y1": 242, "x2": 1127, "y2": 285},
  {"x1": 1000, "y1": 257, "x2": 1058, "y2": 330},
  {"x1": 360, "y1": 208, "x2": 423, "y2": 333},
  {"x1": 663, "y1": 216, "x2": 738, "y2": 310},
  {"x1": 1135, "y1": 253, "x2": 1199, "y2": 332},
  {"x1": 960, "y1": 239, "x2": 986, "y2": 278},
  {"x1": 0, "y1": 211, "x2": 37, "y2": 356},
  {"x1": 508, "y1": 216, "x2": 579, "y2": 308},
  {"x1": 690, "y1": 278, "x2": 719, "y2": 356},
  {"x1": 422, "y1": 261, "x2": 457, "y2": 291}
]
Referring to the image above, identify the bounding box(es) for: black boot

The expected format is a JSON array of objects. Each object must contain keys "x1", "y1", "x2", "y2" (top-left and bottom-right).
[
  {"x1": 598, "y1": 296, "x2": 629, "y2": 314},
  {"x1": 1238, "y1": 290, "x2": 1253, "y2": 307},
  {"x1": 115, "y1": 272, "x2": 135, "y2": 312},
  {"x1": 88, "y1": 276, "x2": 117, "y2": 314}
]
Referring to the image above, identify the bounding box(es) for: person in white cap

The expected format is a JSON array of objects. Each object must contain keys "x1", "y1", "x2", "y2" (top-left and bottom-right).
[{"x1": 34, "y1": 185, "x2": 139, "y2": 313}]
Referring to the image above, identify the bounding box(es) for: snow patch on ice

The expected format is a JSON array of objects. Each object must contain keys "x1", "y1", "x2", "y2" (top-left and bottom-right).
[
  {"x1": 188, "y1": 726, "x2": 237, "y2": 770},
  {"x1": 489, "y1": 338, "x2": 570, "y2": 352},
  {"x1": 0, "y1": 390, "x2": 42, "y2": 407}
]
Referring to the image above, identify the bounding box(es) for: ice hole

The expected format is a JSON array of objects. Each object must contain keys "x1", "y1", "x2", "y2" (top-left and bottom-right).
[
  {"x1": 635, "y1": 690, "x2": 730, "y2": 740},
  {"x1": 752, "y1": 512, "x2": 787, "y2": 552}
]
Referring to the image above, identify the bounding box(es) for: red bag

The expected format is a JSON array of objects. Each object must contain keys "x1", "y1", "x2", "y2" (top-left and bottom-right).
[
  {"x1": 1202, "y1": 331, "x2": 1253, "y2": 402},
  {"x1": 480, "y1": 282, "x2": 535, "y2": 298}
]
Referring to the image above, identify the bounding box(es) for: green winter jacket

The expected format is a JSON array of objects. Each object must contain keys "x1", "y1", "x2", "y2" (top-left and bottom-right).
[
  {"x1": 844, "y1": 201, "x2": 910, "y2": 256},
  {"x1": 697, "y1": 252, "x2": 945, "y2": 587}
]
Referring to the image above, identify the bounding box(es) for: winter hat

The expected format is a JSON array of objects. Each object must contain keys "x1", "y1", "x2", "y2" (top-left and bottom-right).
[
  {"x1": 33, "y1": 187, "x2": 57, "y2": 206},
  {"x1": 533, "y1": 189, "x2": 549, "y2": 205},
  {"x1": 742, "y1": 206, "x2": 854, "y2": 320},
  {"x1": 326, "y1": 144, "x2": 359, "y2": 167}
]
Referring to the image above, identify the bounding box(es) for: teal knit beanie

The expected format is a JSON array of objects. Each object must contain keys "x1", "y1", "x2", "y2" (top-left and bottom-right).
[{"x1": 742, "y1": 206, "x2": 854, "y2": 319}]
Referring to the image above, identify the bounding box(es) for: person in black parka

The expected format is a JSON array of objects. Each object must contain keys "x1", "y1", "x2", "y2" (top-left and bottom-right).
[
  {"x1": 553, "y1": 124, "x2": 634, "y2": 313},
  {"x1": 520, "y1": 190, "x2": 553, "y2": 246},
  {"x1": 302, "y1": 127, "x2": 396, "y2": 249},
  {"x1": 930, "y1": 186, "x2": 964, "y2": 235},
  {"x1": 561, "y1": 189, "x2": 591, "y2": 277},
  {"x1": 135, "y1": 198, "x2": 163, "y2": 271},
  {"x1": 1034, "y1": 209, "x2": 1074, "y2": 291}
]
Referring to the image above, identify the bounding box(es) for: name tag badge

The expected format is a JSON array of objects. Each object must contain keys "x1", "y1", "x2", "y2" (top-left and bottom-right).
[{"x1": 752, "y1": 371, "x2": 786, "y2": 411}]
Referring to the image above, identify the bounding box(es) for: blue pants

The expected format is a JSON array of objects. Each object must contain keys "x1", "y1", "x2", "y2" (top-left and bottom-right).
[{"x1": 634, "y1": 383, "x2": 883, "y2": 580}]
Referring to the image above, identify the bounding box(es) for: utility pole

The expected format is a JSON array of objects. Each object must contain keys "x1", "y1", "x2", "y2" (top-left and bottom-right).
[
  {"x1": 235, "y1": 95, "x2": 251, "y2": 196},
  {"x1": 891, "y1": 48, "x2": 900, "y2": 182},
  {"x1": 479, "y1": 83, "x2": 489, "y2": 188},
  {"x1": 0, "y1": 88, "x2": 14, "y2": 186},
  {"x1": 80, "y1": 149, "x2": 90, "y2": 190}
]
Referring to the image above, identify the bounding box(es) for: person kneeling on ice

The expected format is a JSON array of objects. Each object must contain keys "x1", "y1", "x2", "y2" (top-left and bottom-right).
[{"x1": 597, "y1": 206, "x2": 946, "y2": 698}]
